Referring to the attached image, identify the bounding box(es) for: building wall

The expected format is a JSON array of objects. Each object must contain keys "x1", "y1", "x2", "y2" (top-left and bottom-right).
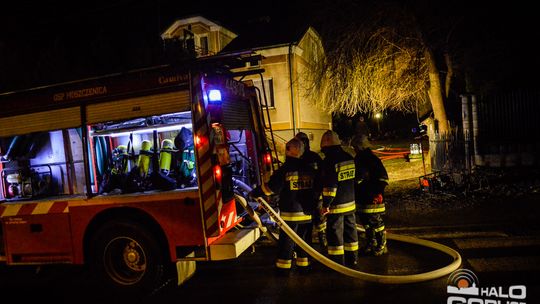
[
  {"x1": 161, "y1": 17, "x2": 237, "y2": 57},
  {"x1": 162, "y1": 18, "x2": 331, "y2": 153}
]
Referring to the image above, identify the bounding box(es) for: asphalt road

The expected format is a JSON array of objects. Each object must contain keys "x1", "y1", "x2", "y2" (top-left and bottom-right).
[{"x1": 1, "y1": 221, "x2": 538, "y2": 304}]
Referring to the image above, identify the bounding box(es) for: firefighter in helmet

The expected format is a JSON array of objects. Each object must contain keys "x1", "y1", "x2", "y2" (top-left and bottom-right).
[
  {"x1": 295, "y1": 131, "x2": 326, "y2": 250},
  {"x1": 249, "y1": 137, "x2": 316, "y2": 275},
  {"x1": 351, "y1": 134, "x2": 389, "y2": 256},
  {"x1": 319, "y1": 130, "x2": 359, "y2": 267}
]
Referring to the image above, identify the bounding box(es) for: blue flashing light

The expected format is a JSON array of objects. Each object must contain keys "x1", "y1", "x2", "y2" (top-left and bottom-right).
[{"x1": 208, "y1": 89, "x2": 222, "y2": 102}]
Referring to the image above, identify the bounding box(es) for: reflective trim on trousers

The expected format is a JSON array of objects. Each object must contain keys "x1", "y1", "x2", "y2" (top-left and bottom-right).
[
  {"x1": 374, "y1": 225, "x2": 385, "y2": 232},
  {"x1": 276, "y1": 259, "x2": 292, "y2": 269},
  {"x1": 329, "y1": 201, "x2": 356, "y2": 214},
  {"x1": 315, "y1": 222, "x2": 327, "y2": 232},
  {"x1": 344, "y1": 241, "x2": 359, "y2": 251},
  {"x1": 296, "y1": 257, "x2": 309, "y2": 267},
  {"x1": 359, "y1": 203, "x2": 385, "y2": 213},
  {"x1": 328, "y1": 245, "x2": 344, "y2": 255}
]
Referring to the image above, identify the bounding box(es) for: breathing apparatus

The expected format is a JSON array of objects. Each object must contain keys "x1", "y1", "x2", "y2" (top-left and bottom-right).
[
  {"x1": 137, "y1": 140, "x2": 152, "y2": 177},
  {"x1": 111, "y1": 145, "x2": 130, "y2": 174},
  {"x1": 159, "y1": 139, "x2": 177, "y2": 175}
]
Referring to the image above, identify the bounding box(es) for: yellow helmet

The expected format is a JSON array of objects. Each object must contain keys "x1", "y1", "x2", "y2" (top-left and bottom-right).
[
  {"x1": 320, "y1": 130, "x2": 340, "y2": 148},
  {"x1": 285, "y1": 137, "x2": 304, "y2": 158}
]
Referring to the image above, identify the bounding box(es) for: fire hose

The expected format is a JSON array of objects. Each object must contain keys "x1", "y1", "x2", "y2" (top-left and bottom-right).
[{"x1": 234, "y1": 180, "x2": 462, "y2": 284}]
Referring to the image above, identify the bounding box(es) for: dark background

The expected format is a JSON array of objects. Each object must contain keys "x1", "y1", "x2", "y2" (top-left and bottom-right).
[{"x1": 1, "y1": 0, "x2": 538, "y2": 93}]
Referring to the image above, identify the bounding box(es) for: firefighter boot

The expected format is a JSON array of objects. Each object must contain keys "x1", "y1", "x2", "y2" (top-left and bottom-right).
[
  {"x1": 361, "y1": 227, "x2": 376, "y2": 255},
  {"x1": 318, "y1": 231, "x2": 328, "y2": 251},
  {"x1": 329, "y1": 254, "x2": 345, "y2": 265},
  {"x1": 345, "y1": 251, "x2": 359, "y2": 268},
  {"x1": 373, "y1": 231, "x2": 388, "y2": 256}
]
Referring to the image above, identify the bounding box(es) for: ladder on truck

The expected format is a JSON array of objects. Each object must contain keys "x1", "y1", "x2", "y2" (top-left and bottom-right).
[{"x1": 234, "y1": 68, "x2": 280, "y2": 170}]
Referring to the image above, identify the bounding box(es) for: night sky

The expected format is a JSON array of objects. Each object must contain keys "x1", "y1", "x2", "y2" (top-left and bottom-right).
[{"x1": 1, "y1": 0, "x2": 538, "y2": 93}]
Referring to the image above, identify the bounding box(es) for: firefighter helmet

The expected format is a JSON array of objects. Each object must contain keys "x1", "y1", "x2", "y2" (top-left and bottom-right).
[
  {"x1": 351, "y1": 134, "x2": 372, "y2": 150},
  {"x1": 295, "y1": 132, "x2": 310, "y2": 151},
  {"x1": 320, "y1": 130, "x2": 341, "y2": 148},
  {"x1": 285, "y1": 137, "x2": 304, "y2": 158}
]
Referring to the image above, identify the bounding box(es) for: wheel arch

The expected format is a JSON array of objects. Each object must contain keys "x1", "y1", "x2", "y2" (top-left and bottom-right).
[{"x1": 82, "y1": 207, "x2": 171, "y2": 264}]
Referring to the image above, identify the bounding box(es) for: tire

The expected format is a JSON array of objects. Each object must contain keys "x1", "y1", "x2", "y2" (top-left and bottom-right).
[{"x1": 89, "y1": 220, "x2": 168, "y2": 294}]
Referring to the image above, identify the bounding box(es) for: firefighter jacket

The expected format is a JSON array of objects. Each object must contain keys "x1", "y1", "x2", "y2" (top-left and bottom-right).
[
  {"x1": 256, "y1": 156, "x2": 317, "y2": 222},
  {"x1": 301, "y1": 149, "x2": 323, "y2": 195},
  {"x1": 320, "y1": 145, "x2": 356, "y2": 215},
  {"x1": 354, "y1": 148, "x2": 389, "y2": 213}
]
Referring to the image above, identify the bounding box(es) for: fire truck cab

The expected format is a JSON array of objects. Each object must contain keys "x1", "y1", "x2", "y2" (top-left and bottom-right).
[{"x1": 0, "y1": 54, "x2": 273, "y2": 292}]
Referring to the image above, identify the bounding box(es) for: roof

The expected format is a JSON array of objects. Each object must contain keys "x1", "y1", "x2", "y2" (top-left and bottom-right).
[{"x1": 220, "y1": 18, "x2": 311, "y2": 53}]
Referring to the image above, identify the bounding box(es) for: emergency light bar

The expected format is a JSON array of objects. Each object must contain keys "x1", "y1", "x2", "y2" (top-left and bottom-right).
[{"x1": 208, "y1": 89, "x2": 222, "y2": 102}]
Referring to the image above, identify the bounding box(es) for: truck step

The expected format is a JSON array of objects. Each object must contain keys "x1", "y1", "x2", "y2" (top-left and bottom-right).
[{"x1": 209, "y1": 227, "x2": 260, "y2": 261}]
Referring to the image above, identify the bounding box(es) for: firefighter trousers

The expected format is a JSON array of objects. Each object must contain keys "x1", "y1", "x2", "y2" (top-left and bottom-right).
[
  {"x1": 326, "y1": 212, "x2": 359, "y2": 265},
  {"x1": 276, "y1": 221, "x2": 313, "y2": 270},
  {"x1": 358, "y1": 212, "x2": 386, "y2": 253},
  {"x1": 312, "y1": 200, "x2": 327, "y2": 248}
]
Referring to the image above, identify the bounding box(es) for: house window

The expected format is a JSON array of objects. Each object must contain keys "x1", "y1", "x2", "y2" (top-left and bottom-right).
[
  {"x1": 252, "y1": 78, "x2": 275, "y2": 108},
  {"x1": 199, "y1": 36, "x2": 209, "y2": 56}
]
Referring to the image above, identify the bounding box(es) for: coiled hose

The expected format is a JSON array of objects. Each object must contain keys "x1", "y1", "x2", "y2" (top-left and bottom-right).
[{"x1": 234, "y1": 179, "x2": 462, "y2": 284}]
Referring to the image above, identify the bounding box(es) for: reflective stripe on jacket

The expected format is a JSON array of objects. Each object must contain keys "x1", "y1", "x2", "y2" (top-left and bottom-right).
[
  {"x1": 265, "y1": 157, "x2": 316, "y2": 221},
  {"x1": 321, "y1": 146, "x2": 356, "y2": 214}
]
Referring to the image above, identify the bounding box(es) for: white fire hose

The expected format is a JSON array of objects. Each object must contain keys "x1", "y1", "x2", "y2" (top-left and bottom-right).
[{"x1": 234, "y1": 180, "x2": 462, "y2": 284}]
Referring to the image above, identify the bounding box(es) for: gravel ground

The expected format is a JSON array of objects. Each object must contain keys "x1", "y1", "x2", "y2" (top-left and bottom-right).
[{"x1": 378, "y1": 151, "x2": 540, "y2": 228}]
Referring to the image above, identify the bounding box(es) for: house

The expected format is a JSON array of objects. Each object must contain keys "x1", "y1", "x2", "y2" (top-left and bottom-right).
[{"x1": 161, "y1": 16, "x2": 332, "y2": 156}]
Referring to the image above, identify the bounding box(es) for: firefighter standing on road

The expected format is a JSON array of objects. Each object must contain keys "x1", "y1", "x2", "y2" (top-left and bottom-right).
[
  {"x1": 295, "y1": 132, "x2": 326, "y2": 250},
  {"x1": 351, "y1": 135, "x2": 389, "y2": 256},
  {"x1": 319, "y1": 130, "x2": 359, "y2": 267},
  {"x1": 249, "y1": 137, "x2": 317, "y2": 275}
]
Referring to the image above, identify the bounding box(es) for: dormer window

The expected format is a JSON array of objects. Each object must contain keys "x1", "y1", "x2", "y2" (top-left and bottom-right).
[{"x1": 199, "y1": 35, "x2": 209, "y2": 56}]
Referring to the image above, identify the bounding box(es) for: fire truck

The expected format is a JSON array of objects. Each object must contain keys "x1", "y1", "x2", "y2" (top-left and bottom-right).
[{"x1": 0, "y1": 53, "x2": 275, "y2": 293}]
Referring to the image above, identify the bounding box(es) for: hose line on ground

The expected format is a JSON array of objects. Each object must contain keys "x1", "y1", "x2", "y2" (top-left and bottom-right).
[
  {"x1": 235, "y1": 194, "x2": 278, "y2": 245},
  {"x1": 234, "y1": 179, "x2": 462, "y2": 283},
  {"x1": 248, "y1": 193, "x2": 462, "y2": 284}
]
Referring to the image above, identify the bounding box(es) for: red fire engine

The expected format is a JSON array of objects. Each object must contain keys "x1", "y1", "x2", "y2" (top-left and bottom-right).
[{"x1": 0, "y1": 54, "x2": 274, "y2": 292}]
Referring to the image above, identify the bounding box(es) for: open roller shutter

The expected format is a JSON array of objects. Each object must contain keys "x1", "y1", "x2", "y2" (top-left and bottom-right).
[
  {"x1": 222, "y1": 98, "x2": 252, "y2": 130},
  {"x1": 0, "y1": 107, "x2": 81, "y2": 137},
  {"x1": 86, "y1": 91, "x2": 191, "y2": 124}
]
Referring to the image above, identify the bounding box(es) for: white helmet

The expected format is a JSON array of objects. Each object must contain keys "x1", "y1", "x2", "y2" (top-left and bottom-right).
[
  {"x1": 320, "y1": 130, "x2": 341, "y2": 148},
  {"x1": 285, "y1": 137, "x2": 305, "y2": 158}
]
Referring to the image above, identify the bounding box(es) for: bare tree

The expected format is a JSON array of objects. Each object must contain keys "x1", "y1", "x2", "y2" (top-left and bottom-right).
[{"x1": 303, "y1": 1, "x2": 452, "y2": 133}]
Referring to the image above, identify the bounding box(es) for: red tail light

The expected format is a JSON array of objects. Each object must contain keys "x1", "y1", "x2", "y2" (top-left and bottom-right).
[
  {"x1": 195, "y1": 135, "x2": 205, "y2": 148},
  {"x1": 213, "y1": 165, "x2": 222, "y2": 183},
  {"x1": 264, "y1": 153, "x2": 272, "y2": 165}
]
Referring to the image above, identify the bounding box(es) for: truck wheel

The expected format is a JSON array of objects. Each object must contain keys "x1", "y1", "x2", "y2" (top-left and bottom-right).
[{"x1": 90, "y1": 220, "x2": 167, "y2": 293}]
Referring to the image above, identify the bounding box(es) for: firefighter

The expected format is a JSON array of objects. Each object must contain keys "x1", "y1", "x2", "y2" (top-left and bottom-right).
[
  {"x1": 319, "y1": 130, "x2": 359, "y2": 267},
  {"x1": 295, "y1": 131, "x2": 326, "y2": 250},
  {"x1": 351, "y1": 134, "x2": 389, "y2": 256},
  {"x1": 249, "y1": 137, "x2": 316, "y2": 275}
]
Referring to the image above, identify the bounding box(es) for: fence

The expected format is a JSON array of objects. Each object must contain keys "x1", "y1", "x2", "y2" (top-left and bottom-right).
[
  {"x1": 476, "y1": 90, "x2": 540, "y2": 167},
  {"x1": 429, "y1": 90, "x2": 539, "y2": 172},
  {"x1": 429, "y1": 130, "x2": 465, "y2": 173}
]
